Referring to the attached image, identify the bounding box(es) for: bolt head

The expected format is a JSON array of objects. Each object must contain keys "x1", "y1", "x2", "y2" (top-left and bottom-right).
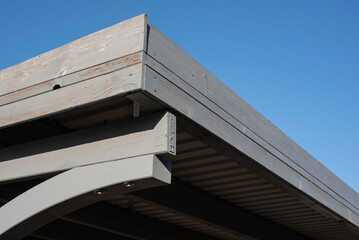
[
  {"x1": 94, "y1": 189, "x2": 106, "y2": 195},
  {"x1": 123, "y1": 181, "x2": 135, "y2": 188}
]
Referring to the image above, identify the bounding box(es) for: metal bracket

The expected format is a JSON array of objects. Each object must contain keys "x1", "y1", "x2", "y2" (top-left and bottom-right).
[{"x1": 133, "y1": 102, "x2": 140, "y2": 118}]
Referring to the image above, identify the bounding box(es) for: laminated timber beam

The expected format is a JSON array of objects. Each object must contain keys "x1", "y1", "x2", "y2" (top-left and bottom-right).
[
  {"x1": 0, "y1": 154, "x2": 171, "y2": 240},
  {"x1": 130, "y1": 179, "x2": 310, "y2": 240},
  {"x1": 0, "y1": 111, "x2": 176, "y2": 183}
]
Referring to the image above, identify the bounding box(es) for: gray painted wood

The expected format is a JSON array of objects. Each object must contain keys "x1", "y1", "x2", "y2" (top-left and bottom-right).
[
  {"x1": 1, "y1": 13, "x2": 358, "y2": 234},
  {"x1": 0, "y1": 51, "x2": 143, "y2": 107},
  {"x1": 131, "y1": 179, "x2": 310, "y2": 240},
  {"x1": 0, "y1": 154, "x2": 171, "y2": 240},
  {"x1": 145, "y1": 24, "x2": 359, "y2": 224},
  {"x1": 143, "y1": 66, "x2": 359, "y2": 227},
  {"x1": 144, "y1": 55, "x2": 353, "y2": 222},
  {"x1": 0, "y1": 14, "x2": 147, "y2": 97},
  {"x1": 0, "y1": 111, "x2": 175, "y2": 183},
  {"x1": 0, "y1": 63, "x2": 142, "y2": 129}
]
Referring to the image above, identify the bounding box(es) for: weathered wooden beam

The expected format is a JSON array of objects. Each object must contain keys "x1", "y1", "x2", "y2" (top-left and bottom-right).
[
  {"x1": 0, "y1": 51, "x2": 143, "y2": 107},
  {"x1": 0, "y1": 63, "x2": 143, "y2": 129},
  {"x1": 0, "y1": 111, "x2": 176, "y2": 183},
  {"x1": 130, "y1": 179, "x2": 310, "y2": 240},
  {"x1": 0, "y1": 14, "x2": 149, "y2": 129},
  {"x1": 0, "y1": 14, "x2": 147, "y2": 97},
  {"x1": 0, "y1": 154, "x2": 171, "y2": 240}
]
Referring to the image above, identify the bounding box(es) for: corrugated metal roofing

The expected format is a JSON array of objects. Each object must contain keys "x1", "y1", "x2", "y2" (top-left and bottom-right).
[{"x1": 103, "y1": 122, "x2": 359, "y2": 240}]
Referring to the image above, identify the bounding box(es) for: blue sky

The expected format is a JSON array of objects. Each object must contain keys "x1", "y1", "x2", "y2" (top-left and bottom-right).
[{"x1": 1, "y1": 1, "x2": 358, "y2": 192}]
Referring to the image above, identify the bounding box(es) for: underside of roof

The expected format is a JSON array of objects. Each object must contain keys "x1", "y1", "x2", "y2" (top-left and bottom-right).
[{"x1": 0, "y1": 14, "x2": 358, "y2": 240}]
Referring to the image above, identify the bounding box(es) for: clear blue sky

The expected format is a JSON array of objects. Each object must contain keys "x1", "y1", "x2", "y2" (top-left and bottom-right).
[{"x1": 1, "y1": 1, "x2": 358, "y2": 192}]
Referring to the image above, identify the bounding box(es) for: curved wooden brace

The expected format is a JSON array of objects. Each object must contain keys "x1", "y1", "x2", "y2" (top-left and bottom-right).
[{"x1": 0, "y1": 154, "x2": 171, "y2": 240}]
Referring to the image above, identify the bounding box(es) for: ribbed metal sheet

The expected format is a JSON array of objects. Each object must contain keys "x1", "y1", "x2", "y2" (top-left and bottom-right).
[{"x1": 166, "y1": 130, "x2": 358, "y2": 240}]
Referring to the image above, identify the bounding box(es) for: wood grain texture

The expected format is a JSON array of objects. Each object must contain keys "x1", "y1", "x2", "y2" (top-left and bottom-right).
[
  {"x1": 143, "y1": 66, "x2": 359, "y2": 227},
  {"x1": 0, "y1": 52, "x2": 143, "y2": 107},
  {"x1": 0, "y1": 111, "x2": 175, "y2": 183},
  {"x1": 0, "y1": 14, "x2": 147, "y2": 97},
  {"x1": 0, "y1": 63, "x2": 142, "y2": 129},
  {"x1": 145, "y1": 24, "x2": 359, "y2": 221}
]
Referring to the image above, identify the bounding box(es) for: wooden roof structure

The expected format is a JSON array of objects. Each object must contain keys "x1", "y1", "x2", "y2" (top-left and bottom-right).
[{"x1": 0, "y1": 14, "x2": 359, "y2": 240}]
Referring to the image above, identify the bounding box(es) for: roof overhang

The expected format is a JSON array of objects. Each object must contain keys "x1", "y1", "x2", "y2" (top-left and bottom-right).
[{"x1": 1, "y1": 14, "x2": 358, "y2": 240}]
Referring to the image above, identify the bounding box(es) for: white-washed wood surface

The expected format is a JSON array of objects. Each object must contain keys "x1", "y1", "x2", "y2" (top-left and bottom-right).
[
  {"x1": 0, "y1": 14, "x2": 147, "y2": 97},
  {"x1": 0, "y1": 52, "x2": 143, "y2": 107},
  {"x1": 0, "y1": 63, "x2": 142, "y2": 128}
]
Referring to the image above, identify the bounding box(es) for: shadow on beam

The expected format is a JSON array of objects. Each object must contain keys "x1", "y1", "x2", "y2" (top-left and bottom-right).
[{"x1": 130, "y1": 179, "x2": 312, "y2": 240}]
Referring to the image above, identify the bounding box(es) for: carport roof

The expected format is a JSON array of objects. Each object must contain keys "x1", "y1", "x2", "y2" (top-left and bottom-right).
[{"x1": 0, "y1": 14, "x2": 358, "y2": 240}]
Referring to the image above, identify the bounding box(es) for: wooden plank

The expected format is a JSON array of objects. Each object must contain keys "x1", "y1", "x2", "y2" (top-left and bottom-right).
[
  {"x1": 0, "y1": 14, "x2": 147, "y2": 97},
  {"x1": 143, "y1": 66, "x2": 359, "y2": 227},
  {"x1": 0, "y1": 63, "x2": 142, "y2": 129},
  {"x1": 0, "y1": 51, "x2": 143, "y2": 107},
  {"x1": 145, "y1": 24, "x2": 359, "y2": 221},
  {"x1": 0, "y1": 111, "x2": 175, "y2": 183}
]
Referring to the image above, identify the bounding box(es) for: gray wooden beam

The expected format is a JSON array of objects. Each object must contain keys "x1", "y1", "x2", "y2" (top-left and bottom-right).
[
  {"x1": 130, "y1": 179, "x2": 311, "y2": 240},
  {"x1": 0, "y1": 154, "x2": 171, "y2": 240},
  {"x1": 0, "y1": 14, "x2": 147, "y2": 97},
  {"x1": 0, "y1": 111, "x2": 175, "y2": 183},
  {"x1": 0, "y1": 14, "x2": 149, "y2": 129},
  {"x1": 0, "y1": 51, "x2": 143, "y2": 107},
  {"x1": 0, "y1": 63, "x2": 143, "y2": 129}
]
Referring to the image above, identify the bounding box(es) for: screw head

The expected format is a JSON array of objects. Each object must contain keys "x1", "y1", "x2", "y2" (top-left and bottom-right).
[
  {"x1": 94, "y1": 189, "x2": 106, "y2": 195},
  {"x1": 123, "y1": 181, "x2": 135, "y2": 188}
]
